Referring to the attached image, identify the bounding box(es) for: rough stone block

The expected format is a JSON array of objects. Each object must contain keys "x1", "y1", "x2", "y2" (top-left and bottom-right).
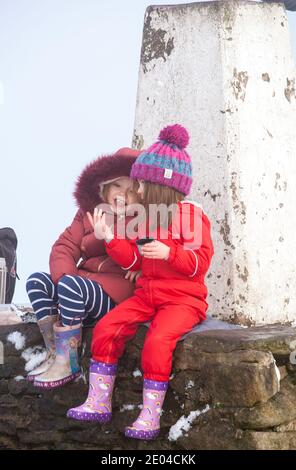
[{"x1": 234, "y1": 375, "x2": 296, "y2": 430}]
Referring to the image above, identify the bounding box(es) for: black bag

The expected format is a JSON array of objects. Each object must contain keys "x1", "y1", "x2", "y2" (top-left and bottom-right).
[{"x1": 0, "y1": 227, "x2": 18, "y2": 303}]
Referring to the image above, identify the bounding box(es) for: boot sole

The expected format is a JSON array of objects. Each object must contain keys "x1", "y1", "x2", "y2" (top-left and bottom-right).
[
  {"x1": 67, "y1": 409, "x2": 112, "y2": 423},
  {"x1": 33, "y1": 372, "x2": 81, "y2": 389},
  {"x1": 124, "y1": 427, "x2": 160, "y2": 440},
  {"x1": 27, "y1": 369, "x2": 51, "y2": 382}
]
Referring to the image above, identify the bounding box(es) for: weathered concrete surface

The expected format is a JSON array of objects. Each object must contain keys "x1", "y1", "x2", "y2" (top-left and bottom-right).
[
  {"x1": 132, "y1": 0, "x2": 296, "y2": 325},
  {"x1": 1, "y1": 322, "x2": 296, "y2": 449}
]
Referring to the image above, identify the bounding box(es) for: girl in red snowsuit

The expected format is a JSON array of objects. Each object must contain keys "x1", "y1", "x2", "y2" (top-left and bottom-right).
[{"x1": 67, "y1": 124, "x2": 214, "y2": 440}]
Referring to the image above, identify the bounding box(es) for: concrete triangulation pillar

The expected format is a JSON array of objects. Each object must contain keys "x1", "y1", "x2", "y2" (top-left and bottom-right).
[{"x1": 132, "y1": 0, "x2": 296, "y2": 326}]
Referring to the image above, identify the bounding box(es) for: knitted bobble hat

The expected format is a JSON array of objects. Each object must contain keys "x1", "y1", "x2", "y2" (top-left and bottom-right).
[{"x1": 130, "y1": 124, "x2": 192, "y2": 195}]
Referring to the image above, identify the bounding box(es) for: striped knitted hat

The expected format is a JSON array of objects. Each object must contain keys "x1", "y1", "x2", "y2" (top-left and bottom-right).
[{"x1": 130, "y1": 124, "x2": 192, "y2": 195}]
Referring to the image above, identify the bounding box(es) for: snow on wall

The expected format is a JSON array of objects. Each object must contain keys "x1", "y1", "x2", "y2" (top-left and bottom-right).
[
  {"x1": 168, "y1": 405, "x2": 210, "y2": 441},
  {"x1": 7, "y1": 331, "x2": 26, "y2": 350}
]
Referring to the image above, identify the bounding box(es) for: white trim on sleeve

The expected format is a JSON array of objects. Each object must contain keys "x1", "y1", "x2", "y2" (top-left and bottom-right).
[
  {"x1": 121, "y1": 251, "x2": 139, "y2": 270},
  {"x1": 188, "y1": 249, "x2": 198, "y2": 277}
]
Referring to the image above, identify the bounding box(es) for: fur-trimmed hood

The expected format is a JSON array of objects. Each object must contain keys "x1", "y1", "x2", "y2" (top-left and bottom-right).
[{"x1": 73, "y1": 147, "x2": 142, "y2": 213}]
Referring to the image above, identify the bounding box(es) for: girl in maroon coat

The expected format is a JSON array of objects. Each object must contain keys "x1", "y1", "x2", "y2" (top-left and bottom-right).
[
  {"x1": 25, "y1": 147, "x2": 141, "y2": 388},
  {"x1": 67, "y1": 124, "x2": 214, "y2": 440}
]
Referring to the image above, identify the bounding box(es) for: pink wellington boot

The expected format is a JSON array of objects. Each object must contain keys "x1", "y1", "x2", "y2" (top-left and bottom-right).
[
  {"x1": 67, "y1": 359, "x2": 117, "y2": 423},
  {"x1": 125, "y1": 379, "x2": 168, "y2": 440}
]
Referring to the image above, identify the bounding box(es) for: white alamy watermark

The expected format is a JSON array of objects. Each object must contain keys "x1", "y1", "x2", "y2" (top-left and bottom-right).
[{"x1": 94, "y1": 202, "x2": 203, "y2": 250}]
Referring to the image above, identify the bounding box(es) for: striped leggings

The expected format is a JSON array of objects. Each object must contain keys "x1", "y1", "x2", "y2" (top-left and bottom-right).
[{"x1": 26, "y1": 272, "x2": 116, "y2": 327}]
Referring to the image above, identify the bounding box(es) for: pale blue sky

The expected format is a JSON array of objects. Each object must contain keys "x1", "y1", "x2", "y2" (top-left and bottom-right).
[{"x1": 0, "y1": 0, "x2": 295, "y2": 303}]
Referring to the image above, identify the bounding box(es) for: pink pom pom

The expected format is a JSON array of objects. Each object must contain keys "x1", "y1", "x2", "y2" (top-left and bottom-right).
[{"x1": 158, "y1": 124, "x2": 189, "y2": 149}]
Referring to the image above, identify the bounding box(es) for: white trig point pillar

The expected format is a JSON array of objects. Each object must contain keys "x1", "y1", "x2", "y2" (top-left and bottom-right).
[{"x1": 132, "y1": 0, "x2": 296, "y2": 325}]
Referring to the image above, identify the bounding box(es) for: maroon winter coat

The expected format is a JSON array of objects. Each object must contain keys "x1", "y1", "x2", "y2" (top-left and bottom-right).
[{"x1": 49, "y1": 147, "x2": 141, "y2": 304}]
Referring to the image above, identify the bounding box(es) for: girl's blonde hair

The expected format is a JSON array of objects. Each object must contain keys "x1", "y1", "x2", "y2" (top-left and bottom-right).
[{"x1": 139, "y1": 181, "x2": 185, "y2": 228}]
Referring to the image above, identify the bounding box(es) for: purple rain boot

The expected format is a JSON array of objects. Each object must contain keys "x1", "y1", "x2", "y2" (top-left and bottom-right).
[
  {"x1": 67, "y1": 359, "x2": 117, "y2": 423},
  {"x1": 125, "y1": 379, "x2": 168, "y2": 440}
]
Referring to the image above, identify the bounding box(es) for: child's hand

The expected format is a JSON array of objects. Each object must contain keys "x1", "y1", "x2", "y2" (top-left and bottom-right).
[
  {"x1": 87, "y1": 208, "x2": 114, "y2": 241},
  {"x1": 125, "y1": 270, "x2": 142, "y2": 282},
  {"x1": 141, "y1": 240, "x2": 170, "y2": 260}
]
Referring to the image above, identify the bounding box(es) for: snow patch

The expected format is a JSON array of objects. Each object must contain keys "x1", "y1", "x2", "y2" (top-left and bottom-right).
[
  {"x1": 7, "y1": 331, "x2": 26, "y2": 350},
  {"x1": 132, "y1": 369, "x2": 142, "y2": 378},
  {"x1": 21, "y1": 346, "x2": 46, "y2": 372},
  {"x1": 168, "y1": 405, "x2": 210, "y2": 442},
  {"x1": 76, "y1": 368, "x2": 87, "y2": 384},
  {"x1": 10, "y1": 304, "x2": 37, "y2": 323},
  {"x1": 120, "y1": 404, "x2": 136, "y2": 412},
  {"x1": 273, "y1": 358, "x2": 281, "y2": 392},
  {"x1": 185, "y1": 380, "x2": 195, "y2": 390}
]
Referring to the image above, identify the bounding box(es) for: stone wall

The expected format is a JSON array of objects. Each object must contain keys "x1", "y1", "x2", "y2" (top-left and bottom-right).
[{"x1": 0, "y1": 323, "x2": 296, "y2": 449}]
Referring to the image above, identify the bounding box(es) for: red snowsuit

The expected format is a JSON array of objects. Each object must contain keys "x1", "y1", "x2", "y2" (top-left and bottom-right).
[{"x1": 91, "y1": 200, "x2": 214, "y2": 382}]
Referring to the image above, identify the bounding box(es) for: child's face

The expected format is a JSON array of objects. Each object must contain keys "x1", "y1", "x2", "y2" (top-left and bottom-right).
[{"x1": 106, "y1": 177, "x2": 139, "y2": 214}]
